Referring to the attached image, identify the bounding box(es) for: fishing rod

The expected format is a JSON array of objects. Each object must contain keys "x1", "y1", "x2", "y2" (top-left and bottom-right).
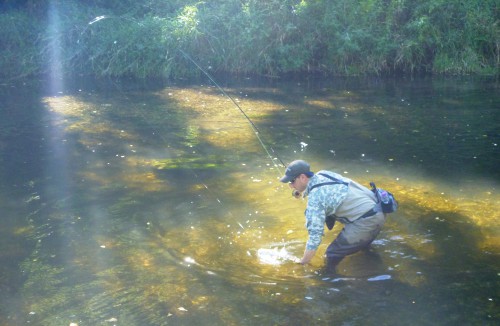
[{"x1": 178, "y1": 49, "x2": 286, "y2": 175}]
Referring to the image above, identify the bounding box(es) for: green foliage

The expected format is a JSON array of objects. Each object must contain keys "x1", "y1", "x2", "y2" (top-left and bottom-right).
[
  {"x1": 0, "y1": 10, "x2": 40, "y2": 78},
  {"x1": 78, "y1": 15, "x2": 176, "y2": 78},
  {"x1": 0, "y1": 0, "x2": 498, "y2": 78}
]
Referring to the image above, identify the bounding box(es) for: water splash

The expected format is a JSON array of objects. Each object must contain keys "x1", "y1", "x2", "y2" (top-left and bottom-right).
[{"x1": 257, "y1": 247, "x2": 299, "y2": 265}]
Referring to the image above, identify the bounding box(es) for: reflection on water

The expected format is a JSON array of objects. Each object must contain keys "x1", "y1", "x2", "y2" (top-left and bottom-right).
[{"x1": 0, "y1": 77, "x2": 499, "y2": 325}]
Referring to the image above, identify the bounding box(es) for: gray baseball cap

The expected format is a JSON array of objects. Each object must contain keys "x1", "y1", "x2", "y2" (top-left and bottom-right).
[{"x1": 280, "y1": 160, "x2": 311, "y2": 183}]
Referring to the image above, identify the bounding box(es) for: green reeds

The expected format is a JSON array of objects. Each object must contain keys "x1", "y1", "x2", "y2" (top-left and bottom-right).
[{"x1": 0, "y1": 0, "x2": 498, "y2": 79}]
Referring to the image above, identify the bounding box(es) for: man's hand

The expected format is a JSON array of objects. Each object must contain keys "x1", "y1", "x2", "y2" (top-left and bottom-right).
[{"x1": 299, "y1": 249, "x2": 316, "y2": 265}]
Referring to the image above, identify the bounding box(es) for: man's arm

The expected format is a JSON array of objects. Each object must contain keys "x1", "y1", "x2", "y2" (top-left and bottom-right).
[{"x1": 299, "y1": 249, "x2": 317, "y2": 264}]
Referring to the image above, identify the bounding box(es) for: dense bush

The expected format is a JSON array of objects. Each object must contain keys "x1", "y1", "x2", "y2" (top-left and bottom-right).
[
  {"x1": 0, "y1": 0, "x2": 498, "y2": 79},
  {"x1": 0, "y1": 10, "x2": 40, "y2": 77}
]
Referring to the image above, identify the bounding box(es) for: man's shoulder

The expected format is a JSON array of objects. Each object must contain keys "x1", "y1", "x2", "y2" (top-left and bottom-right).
[
  {"x1": 317, "y1": 169, "x2": 332, "y2": 175},
  {"x1": 307, "y1": 170, "x2": 350, "y2": 203},
  {"x1": 309, "y1": 171, "x2": 349, "y2": 192},
  {"x1": 316, "y1": 170, "x2": 344, "y2": 181}
]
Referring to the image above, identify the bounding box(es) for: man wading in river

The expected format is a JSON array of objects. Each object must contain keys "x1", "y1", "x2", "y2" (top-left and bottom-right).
[{"x1": 280, "y1": 160, "x2": 385, "y2": 271}]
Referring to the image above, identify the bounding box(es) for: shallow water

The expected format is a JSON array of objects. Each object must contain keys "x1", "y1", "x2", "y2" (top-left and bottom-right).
[{"x1": 0, "y1": 76, "x2": 498, "y2": 325}]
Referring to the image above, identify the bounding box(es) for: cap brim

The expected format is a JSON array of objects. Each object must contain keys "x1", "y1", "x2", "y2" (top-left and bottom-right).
[{"x1": 280, "y1": 175, "x2": 293, "y2": 183}]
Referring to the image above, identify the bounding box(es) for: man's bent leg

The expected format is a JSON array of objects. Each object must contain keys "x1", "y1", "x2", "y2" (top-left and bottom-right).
[
  {"x1": 325, "y1": 213, "x2": 385, "y2": 271},
  {"x1": 325, "y1": 232, "x2": 365, "y2": 268}
]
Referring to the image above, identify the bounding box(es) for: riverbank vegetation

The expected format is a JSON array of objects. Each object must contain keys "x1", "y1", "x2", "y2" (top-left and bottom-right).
[{"x1": 1, "y1": 0, "x2": 498, "y2": 79}]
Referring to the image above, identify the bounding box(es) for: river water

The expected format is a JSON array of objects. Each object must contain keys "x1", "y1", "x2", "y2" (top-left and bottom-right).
[{"x1": 0, "y1": 76, "x2": 498, "y2": 325}]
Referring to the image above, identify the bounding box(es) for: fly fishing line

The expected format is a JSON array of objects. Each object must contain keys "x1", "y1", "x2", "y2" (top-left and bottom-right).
[
  {"x1": 178, "y1": 49, "x2": 286, "y2": 176},
  {"x1": 85, "y1": 15, "x2": 286, "y2": 175}
]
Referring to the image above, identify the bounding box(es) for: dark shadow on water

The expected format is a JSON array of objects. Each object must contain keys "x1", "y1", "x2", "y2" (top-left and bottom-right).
[{"x1": 215, "y1": 76, "x2": 500, "y2": 181}]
